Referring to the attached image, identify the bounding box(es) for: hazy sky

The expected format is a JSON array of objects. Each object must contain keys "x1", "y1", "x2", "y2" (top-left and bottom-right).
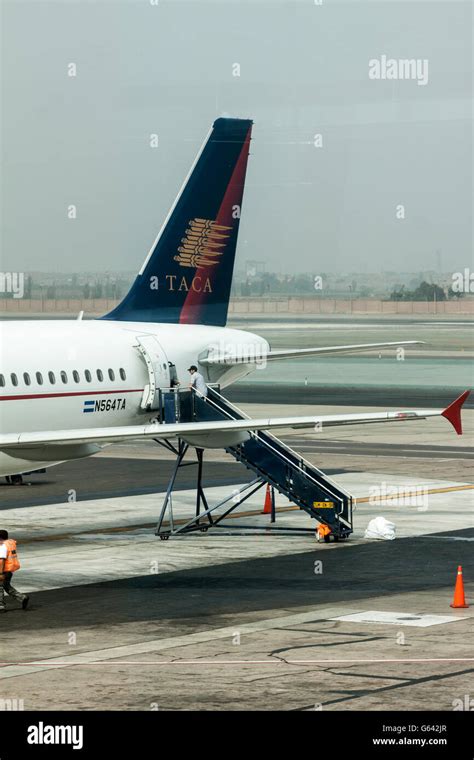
[{"x1": 2, "y1": 0, "x2": 472, "y2": 274}]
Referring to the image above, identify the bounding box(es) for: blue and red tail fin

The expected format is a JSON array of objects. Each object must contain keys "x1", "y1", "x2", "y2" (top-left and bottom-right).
[{"x1": 102, "y1": 117, "x2": 252, "y2": 326}]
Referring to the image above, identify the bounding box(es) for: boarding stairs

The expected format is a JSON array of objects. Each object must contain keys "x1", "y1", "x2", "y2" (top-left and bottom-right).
[{"x1": 154, "y1": 386, "x2": 353, "y2": 540}]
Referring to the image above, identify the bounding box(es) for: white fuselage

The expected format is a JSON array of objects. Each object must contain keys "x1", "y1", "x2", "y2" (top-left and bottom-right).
[{"x1": 0, "y1": 319, "x2": 268, "y2": 476}]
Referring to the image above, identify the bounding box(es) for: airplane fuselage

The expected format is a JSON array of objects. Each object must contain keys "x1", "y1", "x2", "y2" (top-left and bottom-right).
[{"x1": 0, "y1": 319, "x2": 269, "y2": 476}]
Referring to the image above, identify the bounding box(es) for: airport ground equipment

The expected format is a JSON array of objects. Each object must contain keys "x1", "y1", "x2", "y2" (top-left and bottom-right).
[{"x1": 155, "y1": 387, "x2": 353, "y2": 540}]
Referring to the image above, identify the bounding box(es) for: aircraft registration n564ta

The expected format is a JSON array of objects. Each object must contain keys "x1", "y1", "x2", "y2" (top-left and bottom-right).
[{"x1": 0, "y1": 118, "x2": 469, "y2": 481}]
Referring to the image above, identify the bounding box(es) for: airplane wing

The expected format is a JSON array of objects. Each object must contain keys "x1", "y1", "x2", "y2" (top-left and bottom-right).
[
  {"x1": 201, "y1": 341, "x2": 424, "y2": 365},
  {"x1": 0, "y1": 391, "x2": 469, "y2": 449}
]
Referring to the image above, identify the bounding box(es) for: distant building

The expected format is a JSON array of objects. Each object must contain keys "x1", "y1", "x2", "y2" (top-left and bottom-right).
[{"x1": 245, "y1": 260, "x2": 266, "y2": 278}]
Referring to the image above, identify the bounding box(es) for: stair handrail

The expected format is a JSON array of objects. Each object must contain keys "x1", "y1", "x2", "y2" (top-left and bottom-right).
[
  {"x1": 195, "y1": 389, "x2": 351, "y2": 513},
  {"x1": 201, "y1": 387, "x2": 352, "y2": 500}
]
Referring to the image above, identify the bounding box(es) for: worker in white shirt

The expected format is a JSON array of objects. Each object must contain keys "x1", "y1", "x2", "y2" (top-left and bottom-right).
[{"x1": 187, "y1": 365, "x2": 208, "y2": 397}]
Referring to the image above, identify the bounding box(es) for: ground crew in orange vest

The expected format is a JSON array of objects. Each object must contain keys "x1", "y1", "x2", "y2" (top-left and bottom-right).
[{"x1": 0, "y1": 530, "x2": 29, "y2": 612}]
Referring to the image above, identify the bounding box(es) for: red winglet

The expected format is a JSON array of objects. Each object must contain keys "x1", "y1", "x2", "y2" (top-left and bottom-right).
[{"x1": 441, "y1": 390, "x2": 471, "y2": 435}]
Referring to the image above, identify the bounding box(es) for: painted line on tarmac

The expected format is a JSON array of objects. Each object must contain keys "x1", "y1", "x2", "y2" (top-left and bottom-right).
[
  {"x1": 355, "y1": 483, "x2": 474, "y2": 505},
  {"x1": 18, "y1": 506, "x2": 299, "y2": 545},
  {"x1": 0, "y1": 607, "x2": 472, "y2": 680},
  {"x1": 292, "y1": 449, "x2": 474, "y2": 460},
  {"x1": 1, "y1": 660, "x2": 473, "y2": 666},
  {"x1": 16, "y1": 484, "x2": 474, "y2": 545}
]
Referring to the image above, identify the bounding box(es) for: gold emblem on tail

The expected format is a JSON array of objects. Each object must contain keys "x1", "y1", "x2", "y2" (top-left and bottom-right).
[{"x1": 174, "y1": 218, "x2": 232, "y2": 268}]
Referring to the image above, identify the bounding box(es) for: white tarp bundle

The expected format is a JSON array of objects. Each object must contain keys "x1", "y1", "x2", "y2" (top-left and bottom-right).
[{"x1": 364, "y1": 516, "x2": 396, "y2": 540}]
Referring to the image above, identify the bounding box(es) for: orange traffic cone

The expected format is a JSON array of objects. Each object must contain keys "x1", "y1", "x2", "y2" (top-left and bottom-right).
[
  {"x1": 262, "y1": 484, "x2": 272, "y2": 514},
  {"x1": 450, "y1": 565, "x2": 469, "y2": 608}
]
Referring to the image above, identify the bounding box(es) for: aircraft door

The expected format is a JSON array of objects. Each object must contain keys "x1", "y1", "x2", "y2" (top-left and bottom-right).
[{"x1": 135, "y1": 335, "x2": 170, "y2": 411}]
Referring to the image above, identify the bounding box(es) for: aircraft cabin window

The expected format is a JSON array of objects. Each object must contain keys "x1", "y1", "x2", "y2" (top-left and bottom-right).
[
  {"x1": 60, "y1": 371, "x2": 68, "y2": 384},
  {"x1": 23, "y1": 373, "x2": 31, "y2": 386},
  {"x1": 73, "y1": 370, "x2": 80, "y2": 383},
  {"x1": 36, "y1": 372, "x2": 43, "y2": 385},
  {"x1": 48, "y1": 371, "x2": 56, "y2": 385},
  {"x1": 96, "y1": 369, "x2": 103, "y2": 382},
  {"x1": 0, "y1": 374, "x2": 5, "y2": 387},
  {"x1": 108, "y1": 369, "x2": 115, "y2": 381},
  {"x1": 84, "y1": 370, "x2": 92, "y2": 382},
  {"x1": 119, "y1": 368, "x2": 126, "y2": 381},
  {"x1": 11, "y1": 373, "x2": 18, "y2": 386}
]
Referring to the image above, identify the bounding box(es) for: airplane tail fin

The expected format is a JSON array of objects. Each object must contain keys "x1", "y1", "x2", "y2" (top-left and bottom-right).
[{"x1": 102, "y1": 117, "x2": 253, "y2": 326}]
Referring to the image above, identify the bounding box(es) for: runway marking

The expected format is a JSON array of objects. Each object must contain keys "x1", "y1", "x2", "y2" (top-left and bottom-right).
[
  {"x1": 0, "y1": 605, "x2": 472, "y2": 680},
  {"x1": 1, "y1": 659, "x2": 473, "y2": 666},
  {"x1": 16, "y1": 483, "x2": 474, "y2": 545},
  {"x1": 355, "y1": 483, "x2": 474, "y2": 505},
  {"x1": 17, "y1": 505, "x2": 300, "y2": 545},
  {"x1": 283, "y1": 449, "x2": 474, "y2": 461},
  {"x1": 330, "y1": 611, "x2": 466, "y2": 627}
]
